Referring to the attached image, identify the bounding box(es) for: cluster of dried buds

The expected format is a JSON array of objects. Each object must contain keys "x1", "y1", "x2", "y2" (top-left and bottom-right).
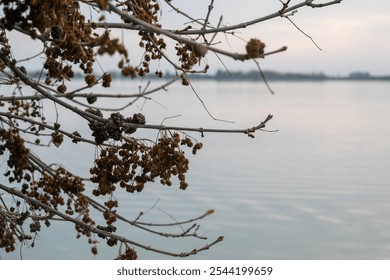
[{"x1": 90, "y1": 133, "x2": 202, "y2": 196}]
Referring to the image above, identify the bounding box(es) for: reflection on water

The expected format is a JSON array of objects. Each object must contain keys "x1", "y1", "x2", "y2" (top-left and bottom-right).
[{"x1": 2, "y1": 80, "x2": 390, "y2": 259}]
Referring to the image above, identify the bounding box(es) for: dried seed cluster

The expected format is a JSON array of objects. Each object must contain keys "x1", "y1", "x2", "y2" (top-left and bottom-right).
[
  {"x1": 138, "y1": 31, "x2": 166, "y2": 77},
  {"x1": 116, "y1": 0, "x2": 166, "y2": 78},
  {"x1": 3, "y1": 96, "x2": 46, "y2": 149},
  {"x1": 102, "y1": 72, "x2": 112, "y2": 87},
  {"x1": 51, "y1": 131, "x2": 64, "y2": 147},
  {"x1": 115, "y1": 248, "x2": 138, "y2": 260},
  {"x1": 27, "y1": 167, "x2": 96, "y2": 240},
  {"x1": 176, "y1": 43, "x2": 200, "y2": 71},
  {"x1": 0, "y1": 1, "x2": 134, "y2": 86},
  {"x1": 90, "y1": 133, "x2": 202, "y2": 196},
  {"x1": 87, "y1": 110, "x2": 146, "y2": 144},
  {"x1": 0, "y1": 206, "x2": 34, "y2": 252},
  {"x1": 6, "y1": 96, "x2": 47, "y2": 147},
  {"x1": 0, "y1": 30, "x2": 10, "y2": 71},
  {"x1": 0, "y1": 127, "x2": 98, "y2": 252},
  {"x1": 0, "y1": 129, "x2": 31, "y2": 183},
  {"x1": 245, "y1": 38, "x2": 266, "y2": 59},
  {"x1": 96, "y1": 224, "x2": 118, "y2": 247},
  {"x1": 0, "y1": 213, "x2": 17, "y2": 252}
]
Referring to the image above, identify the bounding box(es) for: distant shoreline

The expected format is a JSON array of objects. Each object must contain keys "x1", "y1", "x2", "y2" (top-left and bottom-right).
[
  {"x1": 180, "y1": 70, "x2": 390, "y2": 82},
  {"x1": 12, "y1": 70, "x2": 390, "y2": 82},
  {"x1": 133, "y1": 70, "x2": 390, "y2": 81}
]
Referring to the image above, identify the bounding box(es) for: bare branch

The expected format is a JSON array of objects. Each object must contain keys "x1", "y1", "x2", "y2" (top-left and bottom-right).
[
  {"x1": 202, "y1": 0, "x2": 215, "y2": 32},
  {"x1": 0, "y1": 77, "x2": 180, "y2": 103},
  {"x1": 307, "y1": 0, "x2": 343, "y2": 8},
  {"x1": 123, "y1": 114, "x2": 275, "y2": 137},
  {"x1": 0, "y1": 183, "x2": 223, "y2": 257},
  {"x1": 0, "y1": 51, "x2": 103, "y2": 123},
  {"x1": 253, "y1": 59, "x2": 274, "y2": 94},
  {"x1": 164, "y1": 0, "x2": 343, "y2": 35},
  {"x1": 279, "y1": 0, "x2": 323, "y2": 50},
  {"x1": 105, "y1": 2, "x2": 288, "y2": 61}
]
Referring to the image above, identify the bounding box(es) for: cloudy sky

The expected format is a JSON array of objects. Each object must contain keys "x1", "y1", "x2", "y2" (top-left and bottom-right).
[
  {"x1": 6, "y1": 0, "x2": 390, "y2": 76},
  {"x1": 158, "y1": 0, "x2": 390, "y2": 76}
]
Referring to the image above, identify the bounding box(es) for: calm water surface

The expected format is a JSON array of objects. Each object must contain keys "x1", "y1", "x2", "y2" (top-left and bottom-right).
[{"x1": 2, "y1": 80, "x2": 390, "y2": 259}]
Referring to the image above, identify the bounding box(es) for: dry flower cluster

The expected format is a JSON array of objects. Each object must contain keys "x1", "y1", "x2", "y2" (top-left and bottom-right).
[{"x1": 90, "y1": 133, "x2": 202, "y2": 196}]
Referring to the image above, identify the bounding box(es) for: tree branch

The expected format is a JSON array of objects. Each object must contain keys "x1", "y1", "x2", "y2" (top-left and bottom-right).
[
  {"x1": 0, "y1": 183, "x2": 223, "y2": 257},
  {"x1": 163, "y1": 0, "x2": 343, "y2": 35},
  {"x1": 0, "y1": 51, "x2": 103, "y2": 123},
  {"x1": 123, "y1": 114, "x2": 275, "y2": 137},
  {"x1": 105, "y1": 1, "x2": 287, "y2": 61}
]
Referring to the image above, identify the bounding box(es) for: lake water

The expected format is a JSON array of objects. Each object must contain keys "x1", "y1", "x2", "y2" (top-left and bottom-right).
[{"x1": 2, "y1": 80, "x2": 390, "y2": 260}]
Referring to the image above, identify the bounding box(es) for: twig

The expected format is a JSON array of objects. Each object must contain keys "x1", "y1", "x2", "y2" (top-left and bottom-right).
[
  {"x1": 184, "y1": 72, "x2": 234, "y2": 123},
  {"x1": 209, "y1": 15, "x2": 224, "y2": 45},
  {"x1": 163, "y1": 0, "x2": 212, "y2": 29},
  {"x1": 83, "y1": 196, "x2": 207, "y2": 239},
  {"x1": 202, "y1": 0, "x2": 215, "y2": 32},
  {"x1": 253, "y1": 59, "x2": 274, "y2": 94},
  {"x1": 133, "y1": 198, "x2": 160, "y2": 223},
  {"x1": 284, "y1": 16, "x2": 322, "y2": 51},
  {"x1": 0, "y1": 77, "x2": 181, "y2": 102}
]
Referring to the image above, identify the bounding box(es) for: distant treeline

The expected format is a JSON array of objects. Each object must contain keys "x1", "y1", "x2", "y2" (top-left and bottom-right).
[
  {"x1": 15, "y1": 69, "x2": 390, "y2": 81},
  {"x1": 182, "y1": 70, "x2": 390, "y2": 81},
  {"x1": 158, "y1": 70, "x2": 390, "y2": 81}
]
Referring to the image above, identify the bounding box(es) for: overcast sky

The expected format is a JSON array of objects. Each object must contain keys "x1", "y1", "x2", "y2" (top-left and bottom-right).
[
  {"x1": 158, "y1": 0, "x2": 390, "y2": 76},
  {"x1": 6, "y1": 0, "x2": 390, "y2": 76}
]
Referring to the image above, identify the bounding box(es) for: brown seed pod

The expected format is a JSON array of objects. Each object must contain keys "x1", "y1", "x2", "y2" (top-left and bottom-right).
[
  {"x1": 57, "y1": 84, "x2": 66, "y2": 94},
  {"x1": 245, "y1": 38, "x2": 266, "y2": 59}
]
